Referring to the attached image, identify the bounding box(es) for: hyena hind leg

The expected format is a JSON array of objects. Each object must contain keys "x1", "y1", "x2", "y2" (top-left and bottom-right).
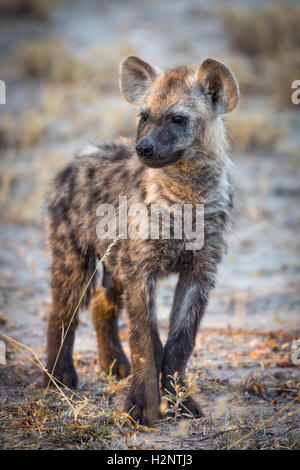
[
  {"x1": 91, "y1": 277, "x2": 130, "y2": 379},
  {"x1": 45, "y1": 239, "x2": 96, "y2": 390}
]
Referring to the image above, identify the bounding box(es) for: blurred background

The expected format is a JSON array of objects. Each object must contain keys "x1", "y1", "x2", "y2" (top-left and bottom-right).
[{"x1": 0, "y1": 0, "x2": 299, "y2": 348}]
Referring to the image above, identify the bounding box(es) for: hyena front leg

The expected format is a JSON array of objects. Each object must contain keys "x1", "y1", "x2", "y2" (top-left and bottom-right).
[
  {"x1": 161, "y1": 271, "x2": 216, "y2": 418},
  {"x1": 91, "y1": 278, "x2": 130, "y2": 379},
  {"x1": 123, "y1": 278, "x2": 163, "y2": 426},
  {"x1": 45, "y1": 236, "x2": 95, "y2": 389}
]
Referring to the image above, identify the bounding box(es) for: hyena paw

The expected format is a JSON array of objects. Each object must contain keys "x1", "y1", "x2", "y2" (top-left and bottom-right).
[
  {"x1": 113, "y1": 359, "x2": 131, "y2": 380},
  {"x1": 100, "y1": 354, "x2": 131, "y2": 380},
  {"x1": 178, "y1": 395, "x2": 204, "y2": 419},
  {"x1": 124, "y1": 384, "x2": 147, "y2": 426},
  {"x1": 44, "y1": 361, "x2": 78, "y2": 389},
  {"x1": 124, "y1": 380, "x2": 159, "y2": 426}
]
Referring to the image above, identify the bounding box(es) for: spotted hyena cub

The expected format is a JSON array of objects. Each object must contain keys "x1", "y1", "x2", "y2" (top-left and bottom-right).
[{"x1": 45, "y1": 56, "x2": 239, "y2": 425}]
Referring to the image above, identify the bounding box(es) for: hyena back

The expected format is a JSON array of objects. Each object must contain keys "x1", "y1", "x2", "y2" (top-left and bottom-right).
[{"x1": 45, "y1": 56, "x2": 239, "y2": 425}]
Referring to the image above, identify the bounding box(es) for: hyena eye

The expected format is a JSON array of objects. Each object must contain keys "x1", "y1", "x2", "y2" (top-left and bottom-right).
[
  {"x1": 139, "y1": 113, "x2": 149, "y2": 122},
  {"x1": 172, "y1": 115, "x2": 186, "y2": 124}
]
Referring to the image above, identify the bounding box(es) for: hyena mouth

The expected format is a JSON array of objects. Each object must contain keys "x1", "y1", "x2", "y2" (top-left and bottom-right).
[{"x1": 138, "y1": 149, "x2": 184, "y2": 168}]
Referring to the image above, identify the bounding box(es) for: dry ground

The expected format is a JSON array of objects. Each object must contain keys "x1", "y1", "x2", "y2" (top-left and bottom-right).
[{"x1": 0, "y1": 0, "x2": 299, "y2": 450}]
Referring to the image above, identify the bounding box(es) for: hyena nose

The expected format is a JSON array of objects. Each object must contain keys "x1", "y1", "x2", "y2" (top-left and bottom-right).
[{"x1": 136, "y1": 139, "x2": 154, "y2": 158}]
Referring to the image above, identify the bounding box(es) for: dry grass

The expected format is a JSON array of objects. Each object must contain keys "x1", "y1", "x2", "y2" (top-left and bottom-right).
[
  {"x1": 219, "y1": 54, "x2": 259, "y2": 94},
  {"x1": 15, "y1": 108, "x2": 47, "y2": 148},
  {"x1": 0, "y1": 148, "x2": 72, "y2": 222},
  {"x1": 226, "y1": 111, "x2": 284, "y2": 152},
  {"x1": 0, "y1": 109, "x2": 47, "y2": 148},
  {"x1": 0, "y1": 0, "x2": 57, "y2": 21},
  {"x1": 1, "y1": 237, "x2": 134, "y2": 449},
  {"x1": 1, "y1": 328, "x2": 299, "y2": 450},
  {"x1": 16, "y1": 39, "x2": 85, "y2": 83},
  {"x1": 14, "y1": 39, "x2": 135, "y2": 88},
  {"x1": 0, "y1": 330, "x2": 145, "y2": 450},
  {"x1": 221, "y1": 4, "x2": 300, "y2": 57},
  {"x1": 220, "y1": 5, "x2": 300, "y2": 108},
  {"x1": 0, "y1": 343, "x2": 132, "y2": 450},
  {"x1": 0, "y1": 39, "x2": 136, "y2": 153}
]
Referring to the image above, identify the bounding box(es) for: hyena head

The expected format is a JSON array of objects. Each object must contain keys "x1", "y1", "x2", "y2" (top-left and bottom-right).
[{"x1": 120, "y1": 56, "x2": 239, "y2": 168}]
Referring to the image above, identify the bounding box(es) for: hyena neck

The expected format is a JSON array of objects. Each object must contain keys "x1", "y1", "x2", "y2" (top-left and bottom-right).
[{"x1": 143, "y1": 146, "x2": 232, "y2": 207}]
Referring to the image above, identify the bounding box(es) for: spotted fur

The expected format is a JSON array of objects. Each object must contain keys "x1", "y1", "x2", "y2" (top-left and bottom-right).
[{"x1": 45, "y1": 56, "x2": 239, "y2": 425}]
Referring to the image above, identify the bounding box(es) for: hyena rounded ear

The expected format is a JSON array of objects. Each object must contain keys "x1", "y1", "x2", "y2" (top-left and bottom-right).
[
  {"x1": 196, "y1": 58, "x2": 239, "y2": 114},
  {"x1": 119, "y1": 56, "x2": 157, "y2": 105}
]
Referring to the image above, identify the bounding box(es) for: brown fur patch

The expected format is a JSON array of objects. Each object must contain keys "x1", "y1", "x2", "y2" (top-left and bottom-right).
[{"x1": 147, "y1": 66, "x2": 192, "y2": 116}]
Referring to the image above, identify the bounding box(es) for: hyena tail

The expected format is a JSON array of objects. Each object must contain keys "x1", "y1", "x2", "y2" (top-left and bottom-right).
[{"x1": 45, "y1": 190, "x2": 96, "y2": 389}]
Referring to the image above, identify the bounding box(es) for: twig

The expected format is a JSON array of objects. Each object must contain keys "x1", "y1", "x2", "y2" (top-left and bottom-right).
[{"x1": 223, "y1": 394, "x2": 300, "y2": 450}]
